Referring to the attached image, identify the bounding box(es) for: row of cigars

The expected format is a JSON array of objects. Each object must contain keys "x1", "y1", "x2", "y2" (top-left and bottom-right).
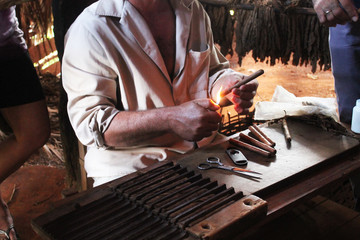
[{"x1": 229, "y1": 120, "x2": 291, "y2": 158}]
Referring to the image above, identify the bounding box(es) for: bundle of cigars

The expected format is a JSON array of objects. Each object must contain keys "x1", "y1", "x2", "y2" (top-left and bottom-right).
[{"x1": 229, "y1": 124, "x2": 276, "y2": 158}]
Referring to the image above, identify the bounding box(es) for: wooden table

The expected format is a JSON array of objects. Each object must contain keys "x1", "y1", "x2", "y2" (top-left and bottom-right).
[
  {"x1": 173, "y1": 118, "x2": 360, "y2": 238},
  {"x1": 32, "y1": 119, "x2": 360, "y2": 239}
]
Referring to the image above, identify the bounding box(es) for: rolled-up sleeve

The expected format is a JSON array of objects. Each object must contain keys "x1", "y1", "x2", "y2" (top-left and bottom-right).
[{"x1": 62, "y1": 20, "x2": 119, "y2": 148}]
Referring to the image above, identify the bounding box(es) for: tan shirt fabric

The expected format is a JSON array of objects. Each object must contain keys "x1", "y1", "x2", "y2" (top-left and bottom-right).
[{"x1": 62, "y1": 0, "x2": 243, "y2": 178}]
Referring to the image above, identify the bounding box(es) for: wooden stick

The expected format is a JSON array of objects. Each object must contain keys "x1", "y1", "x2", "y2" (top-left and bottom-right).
[
  {"x1": 229, "y1": 138, "x2": 272, "y2": 158},
  {"x1": 239, "y1": 133, "x2": 276, "y2": 155},
  {"x1": 199, "y1": 1, "x2": 360, "y2": 16},
  {"x1": 282, "y1": 118, "x2": 292, "y2": 143},
  {"x1": 251, "y1": 124, "x2": 276, "y2": 147},
  {"x1": 221, "y1": 69, "x2": 264, "y2": 97}
]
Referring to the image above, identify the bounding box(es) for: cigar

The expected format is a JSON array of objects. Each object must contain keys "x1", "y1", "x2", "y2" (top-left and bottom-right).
[
  {"x1": 239, "y1": 133, "x2": 276, "y2": 155},
  {"x1": 282, "y1": 118, "x2": 292, "y2": 143},
  {"x1": 250, "y1": 124, "x2": 276, "y2": 147},
  {"x1": 229, "y1": 138, "x2": 272, "y2": 158},
  {"x1": 248, "y1": 126, "x2": 271, "y2": 146},
  {"x1": 221, "y1": 69, "x2": 264, "y2": 97}
]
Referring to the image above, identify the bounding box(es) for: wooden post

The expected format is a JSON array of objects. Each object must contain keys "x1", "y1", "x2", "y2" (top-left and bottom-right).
[{"x1": 52, "y1": 0, "x2": 97, "y2": 191}]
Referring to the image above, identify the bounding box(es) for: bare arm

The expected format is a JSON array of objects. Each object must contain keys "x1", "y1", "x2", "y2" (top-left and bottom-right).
[
  {"x1": 103, "y1": 98, "x2": 221, "y2": 147},
  {"x1": 312, "y1": 0, "x2": 358, "y2": 27}
]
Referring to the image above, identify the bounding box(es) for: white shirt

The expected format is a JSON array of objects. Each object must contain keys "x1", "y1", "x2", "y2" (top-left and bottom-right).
[{"x1": 62, "y1": 0, "x2": 243, "y2": 178}]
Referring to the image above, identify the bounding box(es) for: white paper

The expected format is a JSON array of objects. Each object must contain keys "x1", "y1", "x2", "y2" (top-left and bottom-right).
[{"x1": 254, "y1": 85, "x2": 339, "y2": 122}]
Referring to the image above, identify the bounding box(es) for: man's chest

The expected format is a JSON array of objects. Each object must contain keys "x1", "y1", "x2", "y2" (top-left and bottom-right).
[{"x1": 144, "y1": 10, "x2": 176, "y2": 76}]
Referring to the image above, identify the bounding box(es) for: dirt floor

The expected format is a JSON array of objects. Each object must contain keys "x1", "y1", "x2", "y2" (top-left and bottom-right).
[
  {"x1": 234, "y1": 53, "x2": 336, "y2": 102},
  {"x1": 0, "y1": 52, "x2": 337, "y2": 240}
]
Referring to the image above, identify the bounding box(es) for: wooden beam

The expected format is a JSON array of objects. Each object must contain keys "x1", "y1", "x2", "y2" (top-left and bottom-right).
[{"x1": 199, "y1": 0, "x2": 317, "y2": 15}]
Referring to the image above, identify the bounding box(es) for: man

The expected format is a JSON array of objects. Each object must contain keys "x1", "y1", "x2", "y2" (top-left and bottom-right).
[
  {"x1": 0, "y1": 5, "x2": 50, "y2": 240},
  {"x1": 62, "y1": 0, "x2": 259, "y2": 187},
  {"x1": 312, "y1": 0, "x2": 360, "y2": 210}
]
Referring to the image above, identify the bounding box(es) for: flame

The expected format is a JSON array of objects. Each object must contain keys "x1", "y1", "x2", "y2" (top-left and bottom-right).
[{"x1": 216, "y1": 86, "x2": 222, "y2": 105}]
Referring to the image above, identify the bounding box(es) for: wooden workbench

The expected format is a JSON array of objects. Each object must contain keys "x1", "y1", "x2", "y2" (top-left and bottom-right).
[
  {"x1": 32, "y1": 119, "x2": 360, "y2": 239},
  {"x1": 173, "y1": 118, "x2": 360, "y2": 238}
]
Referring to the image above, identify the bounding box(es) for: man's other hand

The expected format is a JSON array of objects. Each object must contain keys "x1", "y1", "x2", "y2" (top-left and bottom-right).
[{"x1": 312, "y1": 0, "x2": 358, "y2": 27}]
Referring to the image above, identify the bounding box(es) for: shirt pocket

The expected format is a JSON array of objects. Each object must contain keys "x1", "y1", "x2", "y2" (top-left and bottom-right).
[{"x1": 185, "y1": 44, "x2": 211, "y2": 98}]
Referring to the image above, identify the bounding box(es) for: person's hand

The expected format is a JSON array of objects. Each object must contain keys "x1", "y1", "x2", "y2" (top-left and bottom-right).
[
  {"x1": 312, "y1": 0, "x2": 358, "y2": 27},
  {"x1": 168, "y1": 99, "x2": 221, "y2": 141},
  {"x1": 229, "y1": 79, "x2": 258, "y2": 114}
]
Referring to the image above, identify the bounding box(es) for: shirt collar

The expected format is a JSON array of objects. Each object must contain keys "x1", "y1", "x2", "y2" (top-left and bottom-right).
[
  {"x1": 180, "y1": 0, "x2": 194, "y2": 8},
  {"x1": 95, "y1": 0, "x2": 125, "y2": 17},
  {"x1": 95, "y1": 0, "x2": 194, "y2": 17}
]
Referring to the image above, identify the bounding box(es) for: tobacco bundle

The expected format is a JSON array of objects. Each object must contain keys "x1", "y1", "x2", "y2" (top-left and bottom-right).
[{"x1": 201, "y1": 0, "x2": 331, "y2": 73}]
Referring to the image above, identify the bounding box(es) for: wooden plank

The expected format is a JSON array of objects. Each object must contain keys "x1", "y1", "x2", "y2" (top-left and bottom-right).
[
  {"x1": 300, "y1": 198, "x2": 359, "y2": 234},
  {"x1": 236, "y1": 196, "x2": 360, "y2": 240},
  {"x1": 188, "y1": 195, "x2": 267, "y2": 240},
  {"x1": 324, "y1": 215, "x2": 360, "y2": 239},
  {"x1": 199, "y1": 0, "x2": 318, "y2": 15},
  {"x1": 264, "y1": 151, "x2": 360, "y2": 217}
]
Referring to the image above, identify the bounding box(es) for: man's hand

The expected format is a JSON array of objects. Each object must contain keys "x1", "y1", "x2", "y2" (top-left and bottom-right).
[
  {"x1": 312, "y1": 0, "x2": 358, "y2": 27},
  {"x1": 214, "y1": 74, "x2": 259, "y2": 114},
  {"x1": 211, "y1": 73, "x2": 259, "y2": 114},
  {"x1": 229, "y1": 79, "x2": 258, "y2": 114},
  {"x1": 168, "y1": 99, "x2": 221, "y2": 142}
]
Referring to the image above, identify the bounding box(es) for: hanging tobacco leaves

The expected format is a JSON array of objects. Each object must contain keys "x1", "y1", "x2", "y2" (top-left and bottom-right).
[
  {"x1": 200, "y1": 0, "x2": 331, "y2": 73},
  {"x1": 16, "y1": 0, "x2": 53, "y2": 48}
]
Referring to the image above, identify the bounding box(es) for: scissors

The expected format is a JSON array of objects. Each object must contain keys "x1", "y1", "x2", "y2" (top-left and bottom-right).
[{"x1": 198, "y1": 157, "x2": 262, "y2": 179}]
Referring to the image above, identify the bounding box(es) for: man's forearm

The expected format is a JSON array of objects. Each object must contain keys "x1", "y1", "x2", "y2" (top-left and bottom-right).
[
  {"x1": 103, "y1": 99, "x2": 222, "y2": 148},
  {"x1": 103, "y1": 107, "x2": 172, "y2": 147}
]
